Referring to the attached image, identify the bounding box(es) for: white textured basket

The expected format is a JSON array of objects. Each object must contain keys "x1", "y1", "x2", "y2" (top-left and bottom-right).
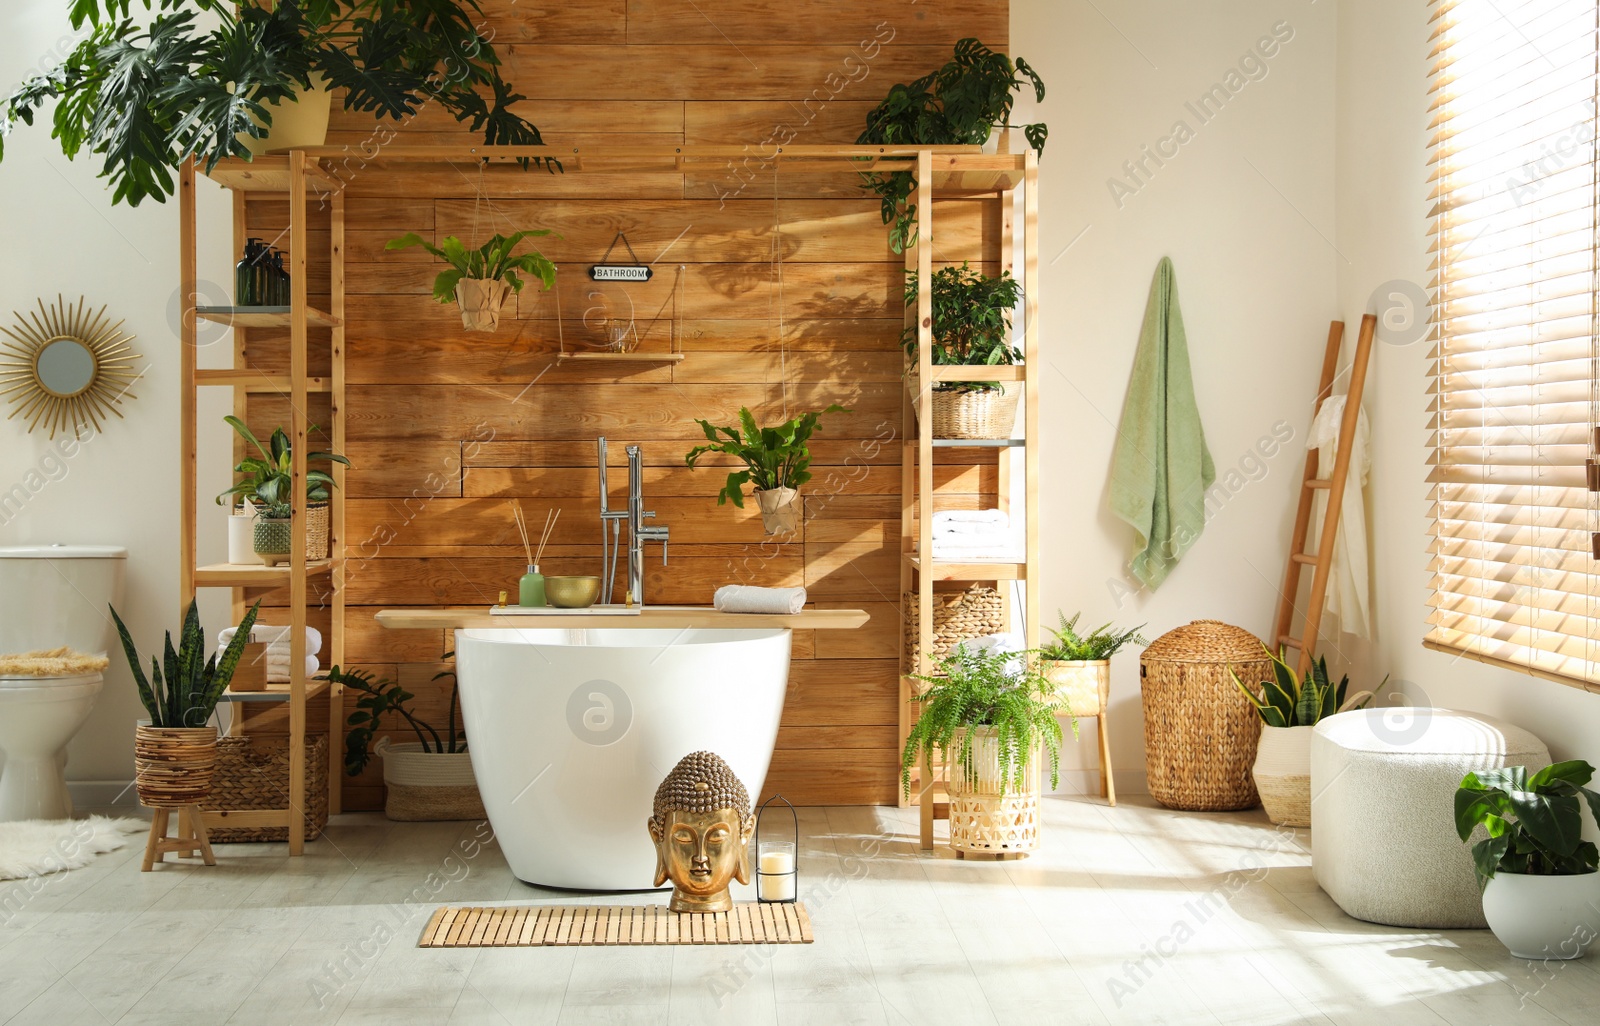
[
  {"x1": 374, "y1": 739, "x2": 486, "y2": 821},
  {"x1": 1252, "y1": 724, "x2": 1313, "y2": 827}
]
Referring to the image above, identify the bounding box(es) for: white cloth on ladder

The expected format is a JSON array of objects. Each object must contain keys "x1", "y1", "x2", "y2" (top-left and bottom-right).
[{"x1": 1307, "y1": 395, "x2": 1372, "y2": 639}]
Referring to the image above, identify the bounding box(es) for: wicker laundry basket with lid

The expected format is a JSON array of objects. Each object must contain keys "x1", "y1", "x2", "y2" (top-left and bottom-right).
[{"x1": 1140, "y1": 620, "x2": 1269, "y2": 811}]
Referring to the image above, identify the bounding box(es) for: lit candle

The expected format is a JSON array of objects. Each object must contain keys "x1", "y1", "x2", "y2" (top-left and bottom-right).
[{"x1": 758, "y1": 842, "x2": 796, "y2": 902}]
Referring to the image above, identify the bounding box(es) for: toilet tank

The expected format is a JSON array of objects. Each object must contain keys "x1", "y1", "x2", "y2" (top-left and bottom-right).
[{"x1": 0, "y1": 545, "x2": 128, "y2": 658}]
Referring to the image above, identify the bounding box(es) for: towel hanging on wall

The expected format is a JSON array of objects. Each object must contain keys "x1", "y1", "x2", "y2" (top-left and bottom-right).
[
  {"x1": 1107, "y1": 257, "x2": 1215, "y2": 591},
  {"x1": 1307, "y1": 394, "x2": 1372, "y2": 638}
]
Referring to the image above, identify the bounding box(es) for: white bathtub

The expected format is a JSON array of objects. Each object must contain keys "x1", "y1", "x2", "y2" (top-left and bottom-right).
[{"x1": 453, "y1": 627, "x2": 792, "y2": 891}]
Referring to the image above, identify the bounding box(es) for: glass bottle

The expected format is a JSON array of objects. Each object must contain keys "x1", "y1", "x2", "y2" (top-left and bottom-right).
[
  {"x1": 235, "y1": 238, "x2": 262, "y2": 306},
  {"x1": 519, "y1": 564, "x2": 546, "y2": 607}
]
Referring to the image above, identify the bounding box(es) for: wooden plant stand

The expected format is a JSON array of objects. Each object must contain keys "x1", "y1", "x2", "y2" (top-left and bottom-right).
[{"x1": 141, "y1": 805, "x2": 217, "y2": 871}]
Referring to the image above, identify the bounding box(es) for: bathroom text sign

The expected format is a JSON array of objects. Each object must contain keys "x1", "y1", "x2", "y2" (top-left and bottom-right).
[{"x1": 590, "y1": 265, "x2": 652, "y2": 281}]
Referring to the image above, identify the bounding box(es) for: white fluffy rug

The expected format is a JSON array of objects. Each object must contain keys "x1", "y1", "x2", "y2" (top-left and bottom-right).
[{"x1": 0, "y1": 816, "x2": 145, "y2": 880}]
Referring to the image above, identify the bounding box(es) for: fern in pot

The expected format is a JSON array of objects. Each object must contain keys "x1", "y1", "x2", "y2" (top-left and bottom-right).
[
  {"x1": 1231, "y1": 648, "x2": 1378, "y2": 828},
  {"x1": 326, "y1": 660, "x2": 483, "y2": 822},
  {"x1": 685, "y1": 404, "x2": 847, "y2": 534},
  {"x1": 1456, "y1": 760, "x2": 1600, "y2": 960},
  {"x1": 903, "y1": 643, "x2": 1068, "y2": 856},
  {"x1": 902, "y1": 263, "x2": 1024, "y2": 439},
  {"x1": 386, "y1": 230, "x2": 558, "y2": 333}
]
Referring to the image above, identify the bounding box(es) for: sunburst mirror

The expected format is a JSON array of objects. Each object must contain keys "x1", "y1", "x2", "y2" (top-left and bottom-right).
[{"x1": 0, "y1": 295, "x2": 141, "y2": 439}]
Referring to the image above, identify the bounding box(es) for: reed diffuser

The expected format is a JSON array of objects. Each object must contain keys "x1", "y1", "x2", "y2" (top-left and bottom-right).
[{"x1": 512, "y1": 503, "x2": 559, "y2": 607}]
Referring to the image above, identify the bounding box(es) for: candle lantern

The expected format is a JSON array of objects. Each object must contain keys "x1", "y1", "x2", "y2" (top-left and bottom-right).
[{"x1": 754, "y1": 794, "x2": 798, "y2": 903}]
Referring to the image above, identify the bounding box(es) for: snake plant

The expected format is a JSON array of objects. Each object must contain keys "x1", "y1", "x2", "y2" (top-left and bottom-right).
[
  {"x1": 111, "y1": 599, "x2": 260, "y2": 728},
  {"x1": 1230, "y1": 647, "x2": 1377, "y2": 728}
]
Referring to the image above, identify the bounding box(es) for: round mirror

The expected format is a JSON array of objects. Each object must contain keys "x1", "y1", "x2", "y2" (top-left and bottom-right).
[
  {"x1": 0, "y1": 295, "x2": 140, "y2": 440},
  {"x1": 35, "y1": 337, "x2": 98, "y2": 397}
]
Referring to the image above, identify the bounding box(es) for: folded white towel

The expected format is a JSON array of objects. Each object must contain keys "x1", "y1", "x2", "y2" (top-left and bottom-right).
[
  {"x1": 934, "y1": 520, "x2": 1012, "y2": 538},
  {"x1": 933, "y1": 509, "x2": 1008, "y2": 529},
  {"x1": 713, "y1": 585, "x2": 807, "y2": 615},
  {"x1": 930, "y1": 538, "x2": 1026, "y2": 561},
  {"x1": 220, "y1": 624, "x2": 322, "y2": 657},
  {"x1": 253, "y1": 654, "x2": 319, "y2": 684}
]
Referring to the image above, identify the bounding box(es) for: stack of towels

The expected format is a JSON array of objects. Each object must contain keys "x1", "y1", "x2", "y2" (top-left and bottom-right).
[
  {"x1": 218, "y1": 624, "x2": 321, "y2": 683},
  {"x1": 930, "y1": 509, "x2": 1024, "y2": 561}
]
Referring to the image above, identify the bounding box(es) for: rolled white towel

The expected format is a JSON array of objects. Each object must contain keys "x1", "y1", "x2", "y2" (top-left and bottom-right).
[
  {"x1": 713, "y1": 585, "x2": 807, "y2": 615},
  {"x1": 933, "y1": 509, "x2": 1008, "y2": 529}
]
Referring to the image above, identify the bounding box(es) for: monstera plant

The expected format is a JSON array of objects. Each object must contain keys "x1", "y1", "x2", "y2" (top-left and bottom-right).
[{"x1": 0, "y1": 0, "x2": 554, "y2": 206}]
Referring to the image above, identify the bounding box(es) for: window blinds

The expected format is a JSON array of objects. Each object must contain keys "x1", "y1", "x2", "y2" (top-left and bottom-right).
[{"x1": 1426, "y1": 0, "x2": 1600, "y2": 689}]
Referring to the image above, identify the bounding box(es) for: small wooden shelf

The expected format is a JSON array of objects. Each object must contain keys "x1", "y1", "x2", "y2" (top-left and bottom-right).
[
  {"x1": 196, "y1": 305, "x2": 342, "y2": 328},
  {"x1": 200, "y1": 156, "x2": 338, "y2": 194},
  {"x1": 376, "y1": 605, "x2": 869, "y2": 631},
  {"x1": 930, "y1": 438, "x2": 1024, "y2": 448},
  {"x1": 555, "y1": 351, "x2": 685, "y2": 363},
  {"x1": 195, "y1": 369, "x2": 332, "y2": 392},
  {"x1": 194, "y1": 561, "x2": 333, "y2": 587},
  {"x1": 928, "y1": 365, "x2": 1025, "y2": 383},
  {"x1": 905, "y1": 554, "x2": 1026, "y2": 581},
  {"x1": 220, "y1": 679, "x2": 332, "y2": 703}
]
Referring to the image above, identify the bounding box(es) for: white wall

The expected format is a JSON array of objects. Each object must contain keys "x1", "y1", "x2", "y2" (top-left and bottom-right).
[
  {"x1": 0, "y1": 5, "x2": 232, "y2": 791},
  {"x1": 1012, "y1": 0, "x2": 1340, "y2": 792},
  {"x1": 1335, "y1": 0, "x2": 1600, "y2": 762}
]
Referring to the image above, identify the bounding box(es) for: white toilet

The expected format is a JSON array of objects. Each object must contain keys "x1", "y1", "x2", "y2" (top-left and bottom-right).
[{"x1": 0, "y1": 544, "x2": 127, "y2": 822}]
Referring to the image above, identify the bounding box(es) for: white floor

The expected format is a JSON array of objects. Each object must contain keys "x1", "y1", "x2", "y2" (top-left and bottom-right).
[{"x1": 1, "y1": 796, "x2": 1595, "y2": 1025}]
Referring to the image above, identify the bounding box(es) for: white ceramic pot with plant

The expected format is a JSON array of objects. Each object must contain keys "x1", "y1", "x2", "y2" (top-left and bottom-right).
[
  {"x1": 217, "y1": 415, "x2": 350, "y2": 562},
  {"x1": 902, "y1": 644, "x2": 1067, "y2": 857},
  {"x1": 1457, "y1": 760, "x2": 1600, "y2": 960},
  {"x1": 329, "y1": 663, "x2": 486, "y2": 822},
  {"x1": 386, "y1": 231, "x2": 558, "y2": 334},
  {"x1": 1233, "y1": 648, "x2": 1376, "y2": 827},
  {"x1": 685, "y1": 405, "x2": 848, "y2": 535}
]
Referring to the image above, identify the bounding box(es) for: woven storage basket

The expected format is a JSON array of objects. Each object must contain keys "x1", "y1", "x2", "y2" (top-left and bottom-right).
[
  {"x1": 376, "y1": 739, "x2": 486, "y2": 821},
  {"x1": 946, "y1": 728, "x2": 1040, "y2": 856},
  {"x1": 1139, "y1": 620, "x2": 1269, "y2": 811},
  {"x1": 306, "y1": 502, "x2": 330, "y2": 560},
  {"x1": 203, "y1": 734, "x2": 329, "y2": 842},
  {"x1": 134, "y1": 726, "x2": 217, "y2": 807},
  {"x1": 904, "y1": 585, "x2": 1005, "y2": 667},
  {"x1": 930, "y1": 387, "x2": 1020, "y2": 439}
]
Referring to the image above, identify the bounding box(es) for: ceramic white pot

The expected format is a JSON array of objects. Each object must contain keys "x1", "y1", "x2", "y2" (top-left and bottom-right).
[
  {"x1": 227, "y1": 502, "x2": 263, "y2": 565},
  {"x1": 240, "y1": 77, "x2": 332, "y2": 156},
  {"x1": 1481, "y1": 871, "x2": 1600, "y2": 960},
  {"x1": 1252, "y1": 724, "x2": 1313, "y2": 827}
]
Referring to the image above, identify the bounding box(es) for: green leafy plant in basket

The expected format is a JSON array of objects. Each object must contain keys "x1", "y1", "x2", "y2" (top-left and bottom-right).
[
  {"x1": 1040, "y1": 612, "x2": 1147, "y2": 662},
  {"x1": 901, "y1": 644, "x2": 1070, "y2": 800},
  {"x1": 216, "y1": 415, "x2": 351, "y2": 508},
  {"x1": 857, "y1": 38, "x2": 1047, "y2": 251},
  {"x1": 1230, "y1": 646, "x2": 1379, "y2": 728},
  {"x1": 386, "y1": 231, "x2": 559, "y2": 304},
  {"x1": 325, "y1": 661, "x2": 465, "y2": 776},
  {"x1": 901, "y1": 263, "x2": 1023, "y2": 395},
  {"x1": 1456, "y1": 760, "x2": 1600, "y2": 882},
  {"x1": 111, "y1": 599, "x2": 261, "y2": 727}
]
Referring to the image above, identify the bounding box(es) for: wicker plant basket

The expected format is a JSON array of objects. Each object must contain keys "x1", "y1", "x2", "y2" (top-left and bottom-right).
[
  {"x1": 1253, "y1": 725, "x2": 1312, "y2": 827},
  {"x1": 904, "y1": 585, "x2": 1005, "y2": 667},
  {"x1": 134, "y1": 726, "x2": 218, "y2": 807},
  {"x1": 306, "y1": 502, "x2": 330, "y2": 560},
  {"x1": 946, "y1": 727, "x2": 1040, "y2": 856},
  {"x1": 930, "y1": 387, "x2": 1020, "y2": 439},
  {"x1": 376, "y1": 739, "x2": 486, "y2": 821},
  {"x1": 202, "y1": 734, "x2": 329, "y2": 842},
  {"x1": 1139, "y1": 620, "x2": 1269, "y2": 811},
  {"x1": 1043, "y1": 659, "x2": 1109, "y2": 718}
]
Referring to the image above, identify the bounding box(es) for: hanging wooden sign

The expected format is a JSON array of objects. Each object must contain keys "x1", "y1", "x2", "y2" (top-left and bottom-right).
[{"x1": 590, "y1": 232, "x2": 653, "y2": 281}]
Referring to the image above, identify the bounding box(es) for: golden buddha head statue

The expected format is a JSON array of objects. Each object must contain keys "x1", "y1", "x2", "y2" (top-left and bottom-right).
[{"x1": 647, "y1": 751, "x2": 755, "y2": 913}]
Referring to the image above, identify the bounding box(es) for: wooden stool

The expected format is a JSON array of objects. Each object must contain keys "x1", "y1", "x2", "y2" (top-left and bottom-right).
[{"x1": 141, "y1": 804, "x2": 216, "y2": 871}]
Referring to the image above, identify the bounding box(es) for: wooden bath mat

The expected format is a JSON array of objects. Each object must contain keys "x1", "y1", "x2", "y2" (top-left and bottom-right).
[{"x1": 418, "y1": 903, "x2": 813, "y2": 947}]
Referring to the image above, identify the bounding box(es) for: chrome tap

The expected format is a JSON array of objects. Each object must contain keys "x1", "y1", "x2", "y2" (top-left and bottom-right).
[{"x1": 597, "y1": 437, "x2": 668, "y2": 606}]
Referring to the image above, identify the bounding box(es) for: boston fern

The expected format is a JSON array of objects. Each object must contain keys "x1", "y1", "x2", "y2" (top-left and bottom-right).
[
  {"x1": 685, "y1": 405, "x2": 847, "y2": 508},
  {"x1": 111, "y1": 599, "x2": 261, "y2": 728},
  {"x1": 857, "y1": 38, "x2": 1046, "y2": 251},
  {"x1": 1456, "y1": 761, "x2": 1600, "y2": 882},
  {"x1": 901, "y1": 264, "x2": 1023, "y2": 392},
  {"x1": 902, "y1": 645, "x2": 1068, "y2": 799},
  {"x1": 386, "y1": 231, "x2": 558, "y2": 304},
  {"x1": 1041, "y1": 612, "x2": 1147, "y2": 662},
  {"x1": 325, "y1": 661, "x2": 465, "y2": 776},
  {"x1": 1, "y1": 0, "x2": 555, "y2": 206},
  {"x1": 1230, "y1": 647, "x2": 1377, "y2": 728}
]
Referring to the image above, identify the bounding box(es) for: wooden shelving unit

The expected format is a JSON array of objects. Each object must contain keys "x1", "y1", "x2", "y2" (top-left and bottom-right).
[
  {"x1": 178, "y1": 152, "x2": 346, "y2": 856},
  {"x1": 898, "y1": 151, "x2": 1041, "y2": 850}
]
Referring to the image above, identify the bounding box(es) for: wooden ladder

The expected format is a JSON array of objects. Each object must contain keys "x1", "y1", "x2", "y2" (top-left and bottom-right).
[{"x1": 1272, "y1": 314, "x2": 1377, "y2": 674}]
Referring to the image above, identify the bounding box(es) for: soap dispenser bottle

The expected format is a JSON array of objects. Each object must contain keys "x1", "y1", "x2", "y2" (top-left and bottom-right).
[
  {"x1": 519, "y1": 565, "x2": 546, "y2": 607},
  {"x1": 236, "y1": 238, "x2": 262, "y2": 306},
  {"x1": 269, "y1": 249, "x2": 289, "y2": 305}
]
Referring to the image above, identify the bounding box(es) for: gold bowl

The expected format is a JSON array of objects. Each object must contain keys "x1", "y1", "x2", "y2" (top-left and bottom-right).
[{"x1": 545, "y1": 575, "x2": 602, "y2": 609}]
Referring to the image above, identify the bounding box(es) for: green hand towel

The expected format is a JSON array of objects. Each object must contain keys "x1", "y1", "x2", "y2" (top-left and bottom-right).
[{"x1": 1108, "y1": 257, "x2": 1215, "y2": 591}]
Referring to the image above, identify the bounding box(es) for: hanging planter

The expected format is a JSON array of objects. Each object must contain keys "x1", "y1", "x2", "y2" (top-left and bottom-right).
[
  {"x1": 387, "y1": 230, "x2": 559, "y2": 334},
  {"x1": 685, "y1": 405, "x2": 848, "y2": 536}
]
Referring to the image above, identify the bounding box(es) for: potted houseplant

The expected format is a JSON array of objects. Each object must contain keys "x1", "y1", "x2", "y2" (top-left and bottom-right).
[
  {"x1": 1039, "y1": 612, "x2": 1146, "y2": 718},
  {"x1": 326, "y1": 660, "x2": 483, "y2": 821},
  {"x1": 684, "y1": 404, "x2": 848, "y2": 534},
  {"x1": 902, "y1": 263, "x2": 1024, "y2": 439},
  {"x1": 1, "y1": 0, "x2": 556, "y2": 207},
  {"x1": 1456, "y1": 760, "x2": 1600, "y2": 960},
  {"x1": 386, "y1": 230, "x2": 558, "y2": 333},
  {"x1": 902, "y1": 644, "x2": 1068, "y2": 857},
  {"x1": 857, "y1": 38, "x2": 1047, "y2": 251},
  {"x1": 1231, "y1": 648, "x2": 1377, "y2": 827},
  {"x1": 216, "y1": 415, "x2": 350, "y2": 562},
  {"x1": 111, "y1": 599, "x2": 261, "y2": 807}
]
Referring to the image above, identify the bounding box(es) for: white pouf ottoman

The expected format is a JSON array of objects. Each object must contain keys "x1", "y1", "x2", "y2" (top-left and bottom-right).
[{"x1": 1311, "y1": 708, "x2": 1549, "y2": 928}]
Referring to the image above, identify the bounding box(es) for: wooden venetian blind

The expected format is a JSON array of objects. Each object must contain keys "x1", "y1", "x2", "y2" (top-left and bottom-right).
[{"x1": 1426, "y1": 0, "x2": 1600, "y2": 689}]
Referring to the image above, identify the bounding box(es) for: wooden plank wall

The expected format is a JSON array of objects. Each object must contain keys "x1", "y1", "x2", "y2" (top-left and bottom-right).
[{"x1": 239, "y1": 0, "x2": 1008, "y2": 809}]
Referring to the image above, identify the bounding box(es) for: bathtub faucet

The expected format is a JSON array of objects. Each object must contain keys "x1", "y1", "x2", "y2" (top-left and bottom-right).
[{"x1": 597, "y1": 438, "x2": 669, "y2": 606}]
